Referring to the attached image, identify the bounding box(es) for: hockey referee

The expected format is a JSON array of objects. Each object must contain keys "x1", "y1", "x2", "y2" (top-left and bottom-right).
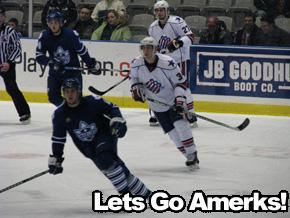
[{"x1": 0, "y1": 6, "x2": 31, "y2": 123}]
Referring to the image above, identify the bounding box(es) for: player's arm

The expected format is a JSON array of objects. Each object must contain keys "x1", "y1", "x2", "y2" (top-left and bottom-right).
[
  {"x1": 35, "y1": 32, "x2": 50, "y2": 66},
  {"x1": 167, "y1": 60, "x2": 188, "y2": 113},
  {"x1": 48, "y1": 111, "x2": 66, "y2": 175},
  {"x1": 167, "y1": 18, "x2": 194, "y2": 52},
  {"x1": 130, "y1": 59, "x2": 145, "y2": 102},
  {"x1": 71, "y1": 30, "x2": 99, "y2": 71},
  {"x1": 93, "y1": 96, "x2": 127, "y2": 138}
]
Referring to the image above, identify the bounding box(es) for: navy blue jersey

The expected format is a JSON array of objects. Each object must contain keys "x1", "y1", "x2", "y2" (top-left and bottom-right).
[
  {"x1": 35, "y1": 28, "x2": 95, "y2": 75},
  {"x1": 51, "y1": 95, "x2": 123, "y2": 158}
]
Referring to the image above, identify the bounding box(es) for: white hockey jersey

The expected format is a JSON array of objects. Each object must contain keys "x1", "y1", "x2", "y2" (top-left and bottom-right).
[
  {"x1": 148, "y1": 15, "x2": 194, "y2": 63},
  {"x1": 130, "y1": 54, "x2": 186, "y2": 112}
]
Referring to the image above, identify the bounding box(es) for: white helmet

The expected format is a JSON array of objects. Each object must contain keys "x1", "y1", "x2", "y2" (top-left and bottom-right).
[
  {"x1": 154, "y1": 0, "x2": 170, "y2": 10},
  {"x1": 140, "y1": 36, "x2": 158, "y2": 48}
]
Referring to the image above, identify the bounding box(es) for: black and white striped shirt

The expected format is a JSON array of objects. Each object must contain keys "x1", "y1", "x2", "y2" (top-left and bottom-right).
[{"x1": 0, "y1": 24, "x2": 21, "y2": 64}]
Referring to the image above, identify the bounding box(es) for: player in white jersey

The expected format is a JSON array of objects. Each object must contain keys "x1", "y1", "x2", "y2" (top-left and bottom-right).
[
  {"x1": 148, "y1": 0, "x2": 197, "y2": 127},
  {"x1": 130, "y1": 36, "x2": 199, "y2": 169}
]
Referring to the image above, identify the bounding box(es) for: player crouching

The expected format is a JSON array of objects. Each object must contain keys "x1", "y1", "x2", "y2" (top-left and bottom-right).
[
  {"x1": 48, "y1": 78, "x2": 152, "y2": 197},
  {"x1": 130, "y1": 37, "x2": 199, "y2": 170}
]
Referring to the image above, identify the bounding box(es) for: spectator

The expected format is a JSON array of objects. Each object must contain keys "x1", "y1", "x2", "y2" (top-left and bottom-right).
[
  {"x1": 259, "y1": 15, "x2": 290, "y2": 46},
  {"x1": 199, "y1": 16, "x2": 233, "y2": 44},
  {"x1": 91, "y1": 0, "x2": 126, "y2": 23},
  {"x1": 91, "y1": 9, "x2": 131, "y2": 41},
  {"x1": 7, "y1": 18, "x2": 28, "y2": 37},
  {"x1": 74, "y1": 5, "x2": 98, "y2": 40},
  {"x1": 41, "y1": 0, "x2": 78, "y2": 28},
  {"x1": 235, "y1": 12, "x2": 263, "y2": 45},
  {"x1": 254, "y1": 0, "x2": 290, "y2": 18}
]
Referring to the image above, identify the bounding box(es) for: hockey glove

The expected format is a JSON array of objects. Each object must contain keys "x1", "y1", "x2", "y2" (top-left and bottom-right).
[
  {"x1": 48, "y1": 155, "x2": 64, "y2": 175},
  {"x1": 173, "y1": 96, "x2": 187, "y2": 114},
  {"x1": 110, "y1": 117, "x2": 127, "y2": 138},
  {"x1": 48, "y1": 58, "x2": 64, "y2": 73},
  {"x1": 130, "y1": 83, "x2": 145, "y2": 103},
  {"x1": 88, "y1": 58, "x2": 101, "y2": 75},
  {"x1": 167, "y1": 38, "x2": 184, "y2": 52}
]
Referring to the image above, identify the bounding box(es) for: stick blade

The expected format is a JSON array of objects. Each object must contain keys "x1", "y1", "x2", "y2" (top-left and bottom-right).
[
  {"x1": 236, "y1": 118, "x2": 250, "y2": 131},
  {"x1": 88, "y1": 86, "x2": 105, "y2": 95}
]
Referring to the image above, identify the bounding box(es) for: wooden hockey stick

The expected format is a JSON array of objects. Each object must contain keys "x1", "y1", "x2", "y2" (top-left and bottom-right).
[
  {"x1": 0, "y1": 170, "x2": 49, "y2": 193},
  {"x1": 146, "y1": 97, "x2": 250, "y2": 131}
]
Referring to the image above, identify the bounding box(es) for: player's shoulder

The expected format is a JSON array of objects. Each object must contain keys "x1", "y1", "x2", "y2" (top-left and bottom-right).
[
  {"x1": 62, "y1": 28, "x2": 80, "y2": 38},
  {"x1": 149, "y1": 19, "x2": 159, "y2": 29},
  {"x1": 156, "y1": 54, "x2": 178, "y2": 70},
  {"x1": 168, "y1": 15, "x2": 185, "y2": 24},
  {"x1": 52, "y1": 102, "x2": 66, "y2": 119},
  {"x1": 38, "y1": 29, "x2": 51, "y2": 39},
  {"x1": 130, "y1": 55, "x2": 145, "y2": 68}
]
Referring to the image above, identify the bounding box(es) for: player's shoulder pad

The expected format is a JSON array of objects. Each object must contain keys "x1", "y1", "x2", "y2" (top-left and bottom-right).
[
  {"x1": 130, "y1": 55, "x2": 144, "y2": 68},
  {"x1": 52, "y1": 101, "x2": 66, "y2": 118},
  {"x1": 168, "y1": 15, "x2": 185, "y2": 24},
  {"x1": 156, "y1": 54, "x2": 178, "y2": 70},
  {"x1": 149, "y1": 19, "x2": 159, "y2": 29},
  {"x1": 38, "y1": 29, "x2": 50, "y2": 39},
  {"x1": 62, "y1": 28, "x2": 79, "y2": 37}
]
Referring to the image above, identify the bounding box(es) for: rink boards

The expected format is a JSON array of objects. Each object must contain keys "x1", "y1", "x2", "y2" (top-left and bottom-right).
[{"x1": 0, "y1": 39, "x2": 289, "y2": 116}]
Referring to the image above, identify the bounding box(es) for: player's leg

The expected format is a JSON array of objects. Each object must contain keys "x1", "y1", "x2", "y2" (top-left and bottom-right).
[
  {"x1": 47, "y1": 74, "x2": 63, "y2": 106},
  {"x1": 179, "y1": 60, "x2": 197, "y2": 128},
  {"x1": 0, "y1": 64, "x2": 31, "y2": 123},
  {"x1": 169, "y1": 109, "x2": 199, "y2": 168},
  {"x1": 148, "y1": 108, "x2": 159, "y2": 126},
  {"x1": 91, "y1": 137, "x2": 151, "y2": 197}
]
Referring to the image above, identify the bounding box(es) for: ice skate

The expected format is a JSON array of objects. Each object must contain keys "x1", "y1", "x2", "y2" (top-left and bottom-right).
[{"x1": 186, "y1": 151, "x2": 199, "y2": 170}]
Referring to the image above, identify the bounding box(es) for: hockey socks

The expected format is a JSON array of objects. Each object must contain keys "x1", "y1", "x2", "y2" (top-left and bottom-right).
[
  {"x1": 128, "y1": 175, "x2": 152, "y2": 199},
  {"x1": 103, "y1": 165, "x2": 129, "y2": 194}
]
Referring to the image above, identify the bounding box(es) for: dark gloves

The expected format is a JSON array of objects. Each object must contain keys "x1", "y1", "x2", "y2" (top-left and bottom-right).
[
  {"x1": 167, "y1": 38, "x2": 184, "y2": 52},
  {"x1": 110, "y1": 117, "x2": 127, "y2": 138},
  {"x1": 48, "y1": 58, "x2": 64, "y2": 73},
  {"x1": 48, "y1": 155, "x2": 64, "y2": 175},
  {"x1": 87, "y1": 58, "x2": 101, "y2": 75},
  {"x1": 130, "y1": 83, "x2": 145, "y2": 103},
  {"x1": 173, "y1": 96, "x2": 187, "y2": 114}
]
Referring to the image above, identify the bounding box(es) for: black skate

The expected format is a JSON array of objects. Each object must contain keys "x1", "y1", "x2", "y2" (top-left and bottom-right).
[
  {"x1": 19, "y1": 114, "x2": 31, "y2": 124},
  {"x1": 149, "y1": 116, "x2": 159, "y2": 126},
  {"x1": 185, "y1": 151, "x2": 199, "y2": 170}
]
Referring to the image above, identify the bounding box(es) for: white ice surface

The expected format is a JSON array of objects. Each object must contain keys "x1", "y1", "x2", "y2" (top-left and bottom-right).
[{"x1": 0, "y1": 101, "x2": 289, "y2": 218}]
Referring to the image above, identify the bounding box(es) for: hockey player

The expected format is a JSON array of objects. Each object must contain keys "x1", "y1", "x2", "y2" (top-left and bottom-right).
[
  {"x1": 148, "y1": 0, "x2": 197, "y2": 127},
  {"x1": 48, "y1": 77, "x2": 152, "y2": 197},
  {"x1": 130, "y1": 36, "x2": 199, "y2": 169},
  {"x1": 36, "y1": 9, "x2": 100, "y2": 106}
]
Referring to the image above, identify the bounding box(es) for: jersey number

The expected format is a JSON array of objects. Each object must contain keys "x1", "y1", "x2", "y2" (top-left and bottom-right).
[
  {"x1": 182, "y1": 26, "x2": 189, "y2": 34},
  {"x1": 176, "y1": 73, "x2": 183, "y2": 81}
]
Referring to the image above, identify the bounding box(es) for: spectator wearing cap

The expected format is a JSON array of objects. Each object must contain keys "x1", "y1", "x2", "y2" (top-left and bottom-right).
[
  {"x1": 235, "y1": 12, "x2": 263, "y2": 45},
  {"x1": 74, "y1": 5, "x2": 98, "y2": 40},
  {"x1": 0, "y1": 6, "x2": 31, "y2": 123},
  {"x1": 259, "y1": 15, "x2": 290, "y2": 46}
]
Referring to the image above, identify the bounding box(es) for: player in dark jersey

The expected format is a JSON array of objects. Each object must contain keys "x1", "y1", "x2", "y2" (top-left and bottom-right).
[
  {"x1": 36, "y1": 9, "x2": 100, "y2": 106},
  {"x1": 48, "y1": 78, "x2": 151, "y2": 197}
]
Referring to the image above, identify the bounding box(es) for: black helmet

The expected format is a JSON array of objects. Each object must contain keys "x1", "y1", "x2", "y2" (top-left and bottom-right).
[{"x1": 62, "y1": 78, "x2": 81, "y2": 92}]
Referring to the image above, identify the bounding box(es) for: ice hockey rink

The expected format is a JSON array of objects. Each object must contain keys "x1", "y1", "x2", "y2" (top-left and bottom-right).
[{"x1": 0, "y1": 101, "x2": 289, "y2": 218}]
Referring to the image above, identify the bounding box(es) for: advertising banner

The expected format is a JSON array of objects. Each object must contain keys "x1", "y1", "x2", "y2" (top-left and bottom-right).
[{"x1": 190, "y1": 45, "x2": 290, "y2": 99}]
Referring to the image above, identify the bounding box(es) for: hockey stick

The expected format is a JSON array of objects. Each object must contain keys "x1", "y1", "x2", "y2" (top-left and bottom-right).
[
  {"x1": 64, "y1": 66, "x2": 130, "y2": 73},
  {"x1": 146, "y1": 97, "x2": 250, "y2": 131},
  {"x1": 0, "y1": 170, "x2": 49, "y2": 194},
  {"x1": 88, "y1": 76, "x2": 129, "y2": 96}
]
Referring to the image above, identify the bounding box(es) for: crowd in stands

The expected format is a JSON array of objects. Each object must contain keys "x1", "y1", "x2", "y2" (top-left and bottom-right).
[{"x1": 0, "y1": 0, "x2": 290, "y2": 46}]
